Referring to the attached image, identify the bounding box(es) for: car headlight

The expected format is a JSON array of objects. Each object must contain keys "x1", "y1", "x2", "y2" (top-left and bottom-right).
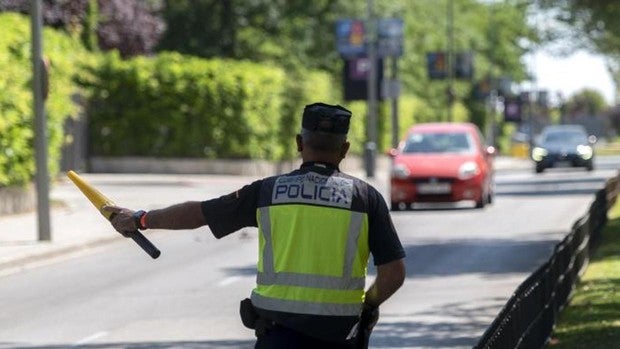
[
  {"x1": 531, "y1": 147, "x2": 548, "y2": 162},
  {"x1": 577, "y1": 145, "x2": 593, "y2": 159},
  {"x1": 391, "y1": 163, "x2": 410, "y2": 179},
  {"x1": 458, "y1": 161, "x2": 479, "y2": 180}
]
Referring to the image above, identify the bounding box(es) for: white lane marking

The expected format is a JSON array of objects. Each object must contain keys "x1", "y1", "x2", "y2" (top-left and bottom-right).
[
  {"x1": 218, "y1": 276, "x2": 241, "y2": 287},
  {"x1": 72, "y1": 331, "x2": 108, "y2": 346}
]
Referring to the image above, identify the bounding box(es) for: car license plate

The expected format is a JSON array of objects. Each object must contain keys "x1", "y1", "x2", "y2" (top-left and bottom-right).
[
  {"x1": 554, "y1": 161, "x2": 571, "y2": 167},
  {"x1": 417, "y1": 182, "x2": 451, "y2": 194}
]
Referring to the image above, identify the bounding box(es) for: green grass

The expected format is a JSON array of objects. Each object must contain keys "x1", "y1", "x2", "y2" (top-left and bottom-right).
[
  {"x1": 548, "y1": 202, "x2": 620, "y2": 348},
  {"x1": 595, "y1": 138, "x2": 620, "y2": 156}
]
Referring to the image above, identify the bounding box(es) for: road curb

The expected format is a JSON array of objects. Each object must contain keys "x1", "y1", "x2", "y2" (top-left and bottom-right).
[{"x1": 0, "y1": 235, "x2": 122, "y2": 274}]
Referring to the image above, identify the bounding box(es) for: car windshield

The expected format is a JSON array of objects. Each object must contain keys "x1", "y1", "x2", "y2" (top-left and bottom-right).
[
  {"x1": 403, "y1": 132, "x2": 475, "y2": 154},
  {"x1": 542, "y1": 130, "x2": 588, "y2": 145}
]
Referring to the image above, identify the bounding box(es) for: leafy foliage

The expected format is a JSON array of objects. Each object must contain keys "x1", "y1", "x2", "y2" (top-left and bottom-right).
[
  {"x1": 155, "y1": 0, "x2": 537, "y2": 151},
  {"x1": 157, "y1": 0, "x2": 347, "y2": 73},
  {"x1": 536, "y1": 1, "x2": 620, "y2": 105},
  {"x1": 563, "y1": 88, "x2": 608, "y2": 116},
  {"x1": 3, "y1": 0, "x2": 539, "y2": 145},
  {"x1": 79, "y1": 52, "x2": 340, "y2": 160},
  {"x1": 537, "y1": 0, "x2": 620, "y2": 56},
  {"x1": 0, "y1": 0, "x2": 164, "y2": 57},
  {"x1": 0, "y1": 13, "x2": 89, "y2": 187},
  {"x1": 0, "y1": 0, "x2": 89, "y2": 30},
  {"x1": 0, "y1": 0, "x2": 545, "y2": 175},
  {"x1": 97, "y1": 0, "x2": 165, "y2": 57}
]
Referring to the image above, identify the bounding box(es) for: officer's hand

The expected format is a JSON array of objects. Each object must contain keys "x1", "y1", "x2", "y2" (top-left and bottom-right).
[
  {"x1": 360, "y1": 303, "x2": 379, "y2": 332},
  {"x1": 102, "y1": 205, "x2": 137, "y2": 237}
]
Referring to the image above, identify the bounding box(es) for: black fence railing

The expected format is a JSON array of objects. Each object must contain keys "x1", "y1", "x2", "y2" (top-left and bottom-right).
[{"x1": 474, "y1": 172, "x2": 620, "y2": 349}]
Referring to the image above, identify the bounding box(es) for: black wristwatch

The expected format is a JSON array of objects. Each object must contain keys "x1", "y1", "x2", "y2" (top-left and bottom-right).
[{"x1": 133, "y1": 210, "x2": 147, "y2": 230}]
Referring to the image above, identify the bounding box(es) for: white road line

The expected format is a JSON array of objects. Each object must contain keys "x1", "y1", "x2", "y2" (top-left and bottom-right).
[
  {"x1": 72, "y1": 331, "x2": 108, "y2": 346},
  {"x1": 218, "y1": 276, "x2": 241, "y2": 287}
]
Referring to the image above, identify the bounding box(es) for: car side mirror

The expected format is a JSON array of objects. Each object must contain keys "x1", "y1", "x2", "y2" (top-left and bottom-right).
[
  {"x1": 387, "y1": 148, "x2": 399, "y2": 157},
  {"x1": 486, "y1": 146, "x2": 496, "y2": 156}
]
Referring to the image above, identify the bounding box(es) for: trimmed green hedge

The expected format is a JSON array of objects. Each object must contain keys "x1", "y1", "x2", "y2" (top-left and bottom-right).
[
  {"x1": 0, "y1": 13, "x2": 88, "y2": 187},
  {"x1": 3, "y1": 13, "x2": 478, "y2": 187},
  {"x1": 81, "y1": 52, "x2": 342, "y2": 161}
]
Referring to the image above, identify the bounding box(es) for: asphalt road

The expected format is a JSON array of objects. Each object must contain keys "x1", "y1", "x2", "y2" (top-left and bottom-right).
[{"x1": 1, "y1": 156, "x2": 618, "y2": 349}]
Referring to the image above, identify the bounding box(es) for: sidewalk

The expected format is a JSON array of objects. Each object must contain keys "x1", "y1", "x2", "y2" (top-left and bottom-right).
[{"x1": 0, "y1": 156, "x2": 532, "y2": 275}]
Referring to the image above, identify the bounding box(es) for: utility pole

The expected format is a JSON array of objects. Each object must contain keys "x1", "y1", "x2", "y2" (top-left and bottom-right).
[
  {"x1": 446, "y1": 0, "x2": 455, "y2": 122},
  {"x1": 32, "y1": 0, "x2": 51, "y2": 241},
  {"x1": 365, "y1": 0, "x2": 378, "y2": 178},
  {"x1": 390, "y1": 58, "x2": 399, "y2": 149}
]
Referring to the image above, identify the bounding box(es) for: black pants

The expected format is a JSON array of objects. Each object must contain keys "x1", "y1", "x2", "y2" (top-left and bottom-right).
[{"x1": 255, "y1": 324, "x2": 356, "y2": 349}]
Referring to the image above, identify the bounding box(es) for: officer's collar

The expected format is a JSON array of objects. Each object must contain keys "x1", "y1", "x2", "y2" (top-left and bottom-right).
[{"x1": 300, "y1": 161, "x2": 340, "y2": 172}]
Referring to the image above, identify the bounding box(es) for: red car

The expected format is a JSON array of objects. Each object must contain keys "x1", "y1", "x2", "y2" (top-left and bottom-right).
[{"x1": 389, "y1": 122, "x2": 495, "y2": 210}]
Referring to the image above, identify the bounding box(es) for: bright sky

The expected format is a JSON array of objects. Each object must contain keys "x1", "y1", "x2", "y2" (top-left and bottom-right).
[{"x1": 526, "y1": 49, "x2": 617, "y2": 106}]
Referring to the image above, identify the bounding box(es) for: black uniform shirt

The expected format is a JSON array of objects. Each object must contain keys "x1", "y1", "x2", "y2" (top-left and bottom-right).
[{"x1": 201, "y1": 162, "x2": 405, "y2": 340}]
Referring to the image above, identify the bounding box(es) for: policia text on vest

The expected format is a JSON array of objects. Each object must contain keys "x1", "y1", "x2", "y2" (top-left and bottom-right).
[{"x1": 272, "y1": 173, "x2": 353, "y2": 208}]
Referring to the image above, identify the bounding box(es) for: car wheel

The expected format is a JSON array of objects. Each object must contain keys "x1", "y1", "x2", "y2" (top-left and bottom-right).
[
  {"x1": 586, "y1": 162, "x2": 594, "y2": 171},
  {"x1": 475, "y1": 194, "x2": 486, "y2": 209},
  {"x1": 487, "y1": 192, "x2": 494, "y2": 205},
  {"x1": 535, "y1": 164, "x2": 544, "y2": 173},
  {"x1": 390, "y1": 202, "x2": 400, "y2": 211}
]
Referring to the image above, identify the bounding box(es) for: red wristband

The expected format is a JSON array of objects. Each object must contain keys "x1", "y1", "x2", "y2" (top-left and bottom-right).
[{"x1": 140, "y1": 211, "x2": 148, "y2": 230}]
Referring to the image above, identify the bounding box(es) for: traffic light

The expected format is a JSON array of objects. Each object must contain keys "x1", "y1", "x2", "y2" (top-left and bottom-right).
[
  {"x1": 504, "y1": 96, "x2": 522, "y2": 123},
  {"x1": 473, "y1": 78, "x2": 491, "y2": 100},
  {"x1": 427, "y1": 51, "x2": 474, "y2": 80},
  {"x1": 455, "y1": 52, "x2": 473, "y2": 79},
  {"x1": 427, "y1": 52, "x2": 447, "y2": 80}
]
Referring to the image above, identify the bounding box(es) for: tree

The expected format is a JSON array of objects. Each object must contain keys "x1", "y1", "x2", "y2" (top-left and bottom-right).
[
  {"x1": 0, "y1": 0, "x2": 165, "y2": 57},
  {"x1": 388, "y1": 0, "x2": 535, "y2": 127},
  {"x1": 537, "y1": 0, "x2": 620, "y2": 56},
  {"x1": 97, "y1": 0, "x2": 165, "y2": 57},
  {"x1": 536, "y1": 1, "x2": 620, "y2": 104},
  {"x1": 0, "y1": 0, "x2": 89, "y2": 32},
  {"x1": 563, "y1": 88, "x2": 607, "y2": 116},
  {"x1": 157, "y1": 0, "x2": 347, "y2": 72}
]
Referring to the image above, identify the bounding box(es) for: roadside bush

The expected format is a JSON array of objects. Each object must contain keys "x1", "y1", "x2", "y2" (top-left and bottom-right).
[
  {"x1": 81, "y1": 51, "x2": 342, "y2": 160},
  {"x1": 0, "y1": 13, "x2": 87, "y2": 187}
]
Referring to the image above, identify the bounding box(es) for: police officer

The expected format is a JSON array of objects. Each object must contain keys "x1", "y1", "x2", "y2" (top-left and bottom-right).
[{"x1": 104, "y1": 102, "x2": 406, "y2": 348}]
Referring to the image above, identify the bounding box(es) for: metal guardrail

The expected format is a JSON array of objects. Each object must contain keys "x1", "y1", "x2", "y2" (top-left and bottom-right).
[{"x1": 474, "y1": 171, "x2": 620, "y2": 349}]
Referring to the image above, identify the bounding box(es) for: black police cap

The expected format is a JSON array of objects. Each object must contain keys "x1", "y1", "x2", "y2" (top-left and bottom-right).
[{"x1": 302, "y1": 103, "x2": 352, "y2": 135}]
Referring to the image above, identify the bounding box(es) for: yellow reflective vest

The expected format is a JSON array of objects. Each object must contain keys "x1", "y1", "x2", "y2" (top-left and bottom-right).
[{"x1": 251, "y1": 167, "x2": 370, "y2": 317}]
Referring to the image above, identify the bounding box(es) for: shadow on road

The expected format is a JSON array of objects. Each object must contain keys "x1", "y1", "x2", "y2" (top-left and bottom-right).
[
  {"x1": 221, "y1": 237, "x2": 558, "y2": 280},
  {"x1": 399, "y1": 238, "x2": 557, "y2": 278},
  {"x1": 370, "y1": 298, "x2": 508, "y2": 348}
]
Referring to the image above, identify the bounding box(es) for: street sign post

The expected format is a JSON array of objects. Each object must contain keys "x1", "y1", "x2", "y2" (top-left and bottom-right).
[{"x1": 336, "y1": 14, "x2": 403, "y2": 177}]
